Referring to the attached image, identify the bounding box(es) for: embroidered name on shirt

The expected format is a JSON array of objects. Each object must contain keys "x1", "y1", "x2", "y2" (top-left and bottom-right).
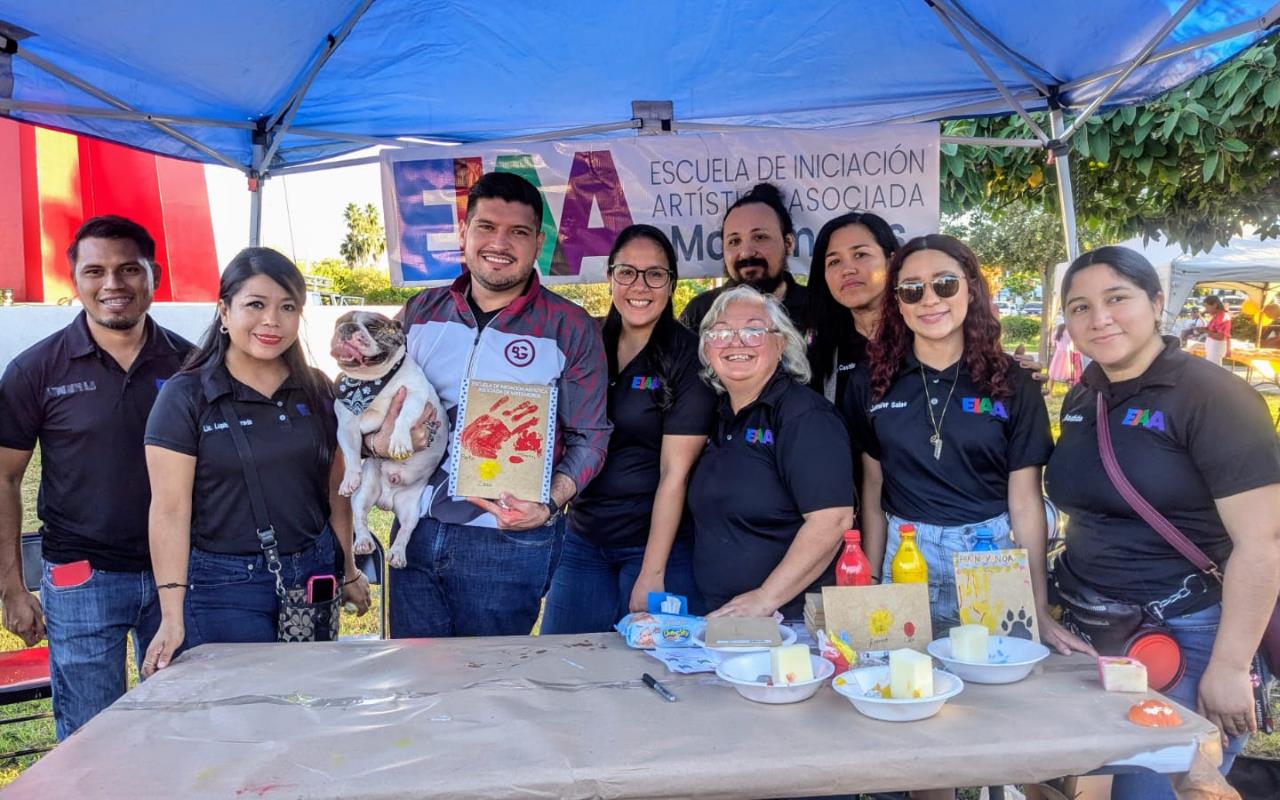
[
  {"x1": 202, "y1": 419, "x2": 255, "y2": 433},
  {"x1": 1122, "y1": 408, "x2": 1166, "y2": 431},
  {"x1": 837, "y1": 362, "x2": 858, "y2": 372},
  {"x1": 961, "y1": 397, "x2": 1009, "y2": 419},
  {"x1": 869, "y1": 400, "x2": 908, "y2": 413},
  {"x1": 1062, "y1": 413, "x2": 1084, "y2": 423},
  {"x1": 631, "y1": 376, "x2": 661, "y2": 390},
  {"x1": 46, "y1": 381, "x2": 97, "y2": 397},
  {"x1": 745, "y1": 427, "x2": 774, "y2": 445}
]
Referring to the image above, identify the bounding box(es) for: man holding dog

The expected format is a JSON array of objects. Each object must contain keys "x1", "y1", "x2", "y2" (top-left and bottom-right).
[
  {"x1": 0, "y1": 216, "x2": 192, "y2": 738},
  {"x1": 371, "y1": 171, "x2": 610, "y2": 638}
]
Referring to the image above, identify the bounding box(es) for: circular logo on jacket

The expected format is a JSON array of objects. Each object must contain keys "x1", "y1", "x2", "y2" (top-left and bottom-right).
[{"x1": 505, "y1": 339, "x2": 536, "y2": 367}]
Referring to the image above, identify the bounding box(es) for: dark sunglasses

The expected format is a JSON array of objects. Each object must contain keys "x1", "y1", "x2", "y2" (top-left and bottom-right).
[
  {"x1": 895, "y1": 274, "x2": 963, "y2": 304},
  {"x1": 609, "y1": 264, "x2": 673, "y2": 289}
]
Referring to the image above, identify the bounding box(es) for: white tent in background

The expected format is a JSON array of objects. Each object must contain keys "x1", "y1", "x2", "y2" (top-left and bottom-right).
[{"x1": 1053, "y1": 233, "x2": 1280, "y2": 332}]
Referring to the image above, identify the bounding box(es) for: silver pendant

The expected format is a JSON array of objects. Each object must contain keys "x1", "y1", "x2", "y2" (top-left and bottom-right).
[{"x1": 930, "y1": 433, "x2": 943, "y2": 460}]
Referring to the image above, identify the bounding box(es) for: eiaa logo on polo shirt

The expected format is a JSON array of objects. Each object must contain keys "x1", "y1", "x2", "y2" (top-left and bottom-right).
[
  {"x1": 745, "y1": 427, "x2": 774, "y2": 445},
  {"x1": 1122, "y1": 407, "x2": 1167, "y2": 432},
  {"x1": 961, "y1": 397, "x2": 1008, "y2": 420},
  {"x1": 630, "y1": 376, "x2": 661, "y2": 391}
]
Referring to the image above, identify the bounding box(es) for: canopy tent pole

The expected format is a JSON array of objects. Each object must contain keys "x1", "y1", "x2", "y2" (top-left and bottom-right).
[
  {"x1": 1059, "y1": 0, "x2": 1201, "y2": 142},
  {"x1": 249, "y1": 137, "x2": 266, "y2": 247},
  {"x1": 0, "y1": 99, "x2": 257, "y2": 129},
  {"x1": 1044, "y1": 107, "x2": 1079, "y2": 361},
  {"x1": 928, "y1": 3, "x2": 1051, "y2": 143},
  {"x1": 0, "y1": 34, "x2": 245, "y2": 171},
  {"x1": 930, "y1": 0, "x2": 1056, "y2": 96}
]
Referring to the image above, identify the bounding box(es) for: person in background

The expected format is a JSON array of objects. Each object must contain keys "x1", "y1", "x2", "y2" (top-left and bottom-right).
[
  {"x1": 843, "y1": 234, "x2": 1090, "y2": 653},
  {"x1": 1199, "y1": 295, "x2": 1232, "y2": 367},
  {"x1": 1046, "y1": 246, "x2": 1280, "y2": 799},
  {"x1": 687, "y1": 287, "x2": 853, "y2": 620},
  {"x1": 1044, "y1": 317, "x2": 1081, "y2": 396},
  {"x1": 541, "y1": 225, "x2": 715, "y2": 632},
  {"x1": 0, "y1": 216, "x2": 193, "y2": 738},
  {"x1": 143, "y1": 248, "x2": 370, "y2": 674},
  {"x1": 679, "y1": 183, "x2": 810, "y2": 335}
]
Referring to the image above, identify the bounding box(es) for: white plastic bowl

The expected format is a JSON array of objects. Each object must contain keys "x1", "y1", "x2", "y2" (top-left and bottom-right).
[
  {"x1": 831, "y1": 665, "x2": 964, "y2": 722},
  {"x1": 926, "y1": 635, "x2": 1050, "y2": 684},
  {"x1": 691, "y1": 622, "x2": 797, "y2": 655},
  {"x1": 716, "y1": 651, "x2": 835, "y2": 704}
]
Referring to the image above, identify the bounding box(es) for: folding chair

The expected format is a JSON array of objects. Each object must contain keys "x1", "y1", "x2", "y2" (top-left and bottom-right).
[
  {"x1": 349, "y1": 537, "x2": 387, "y2": 640},
  {"x1": 0, "y1": 532, "x2": 53, "y2": 760}
]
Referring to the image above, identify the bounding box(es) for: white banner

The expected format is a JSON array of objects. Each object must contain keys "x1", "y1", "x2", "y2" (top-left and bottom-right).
[{"x1": 381, "y1": 125, "x2": 939, "y2": 286}]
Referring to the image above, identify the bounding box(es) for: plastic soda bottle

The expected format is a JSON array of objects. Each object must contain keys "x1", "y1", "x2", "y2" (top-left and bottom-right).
[
  {"x1": 891, "y1": 524, "x2": 929, "y2": 584},
  {"x1": 835, "y1": 529, "x2": 874, "y2": 586},
  {"x1": 971, "y1": 527, "x2": 999, "y2": 552}
]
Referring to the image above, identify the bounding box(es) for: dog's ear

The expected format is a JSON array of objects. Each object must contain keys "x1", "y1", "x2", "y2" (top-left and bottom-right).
[{"x1": 389, "y1": 319, "x2": 404, "y2": 333}]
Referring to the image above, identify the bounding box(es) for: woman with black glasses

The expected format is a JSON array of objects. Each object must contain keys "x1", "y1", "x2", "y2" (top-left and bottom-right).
[
  {"x1": 541, "y1": 225, "x2": 715, "y2": 632},
  {"x1": 843, "y1": 235, "x2": 1089, "y2": 653}
]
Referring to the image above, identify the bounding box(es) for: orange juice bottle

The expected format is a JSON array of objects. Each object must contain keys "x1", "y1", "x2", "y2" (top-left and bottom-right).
[{"x1": 891, "y1": 523, "x2": 929, "y2": 584}]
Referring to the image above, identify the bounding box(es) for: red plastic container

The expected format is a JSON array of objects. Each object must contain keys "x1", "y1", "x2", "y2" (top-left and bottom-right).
[{"x1": 835, "y1": 529, "x2": 874, "y2": 587}]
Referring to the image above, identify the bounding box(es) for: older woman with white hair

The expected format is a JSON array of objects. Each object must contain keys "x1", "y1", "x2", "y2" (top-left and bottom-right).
[{"x1": 686, "y1": 286, "x2": 855, "y2": 619}]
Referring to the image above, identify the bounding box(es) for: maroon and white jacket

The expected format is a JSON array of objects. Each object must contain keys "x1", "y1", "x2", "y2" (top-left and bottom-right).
[{"x1": 401, "y1": 272, "x2": 611, "y2": 528}]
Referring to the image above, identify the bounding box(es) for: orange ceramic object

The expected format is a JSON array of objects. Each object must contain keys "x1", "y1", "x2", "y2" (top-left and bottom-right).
[{"x1": 1127, "y1": 699, "x2": 1183, "y2": 727}]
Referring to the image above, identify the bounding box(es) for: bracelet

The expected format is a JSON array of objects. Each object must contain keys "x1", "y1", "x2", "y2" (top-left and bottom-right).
[
  {"x1": 157, "y1": 582, "x2": 187, "y2": 591},
  {"x1": 342, "y1": 570, "x2": 365, "y2": 587}
]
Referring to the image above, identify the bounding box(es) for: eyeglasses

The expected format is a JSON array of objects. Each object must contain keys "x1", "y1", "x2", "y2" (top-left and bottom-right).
[
  {"x1": 703, "y1": 326, "x2": 779, "y2": 348},
  {"x1": 610, "y1": 264, "x2": 673, "y2": 289},
  {"x1": 895, "y1": 275, "x2": 964, "y2": 304}
]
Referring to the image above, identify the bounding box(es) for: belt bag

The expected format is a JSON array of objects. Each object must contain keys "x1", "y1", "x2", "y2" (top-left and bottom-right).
[
  {"x1": 1092, "y1": 392, "x2": 1280, "y2": 676},
  {"x1": 217, "y1": 397, "x2": 340, "y2": 643}
]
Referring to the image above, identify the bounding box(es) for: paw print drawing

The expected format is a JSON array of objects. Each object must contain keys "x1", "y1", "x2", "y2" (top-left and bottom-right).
[{"x1": 1000, "y1": 608, "x2": 1034, "y2": 640}]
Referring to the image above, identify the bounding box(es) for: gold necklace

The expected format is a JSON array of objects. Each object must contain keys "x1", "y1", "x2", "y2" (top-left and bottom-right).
[{"x1": 920, "y1": 361, "x2": 960, "y2": 460}]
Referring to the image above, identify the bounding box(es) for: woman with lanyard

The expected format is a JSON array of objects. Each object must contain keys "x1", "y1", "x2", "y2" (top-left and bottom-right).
[
  {"x1": 541, "y1": 225, "x2": 715, "y2": 632},
  {"x1": 141, "y1": 248, "x2": 371, "y2": 675},
  {"x1": 843, "y1": 234, "x2": 1089, "y2": 653},
  {"x1": 806, "y1": 211, "x2": 899, "y2": 409},
  {"x1": 688, "y1": 287, "x2": 854, "y2": 620},
  {"x1": 1046, "y1": 246, "x2": 1280, "y2": 799}
]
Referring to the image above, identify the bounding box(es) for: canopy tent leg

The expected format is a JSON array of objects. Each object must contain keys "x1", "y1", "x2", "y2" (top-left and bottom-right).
[
  {"x1": 1044, "y1": 108, "x2": 1079, "y2": 362},
  {"x1": 249, "y1": 137, "x2": 266, "y2": 247}
]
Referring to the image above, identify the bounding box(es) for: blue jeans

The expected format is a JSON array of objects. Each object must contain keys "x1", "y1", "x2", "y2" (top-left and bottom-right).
[
  {"x1": 388, "y1": 517, "x2": 566, "y2": 638},
  {"x1": 541, "y1": 532, "x2": 704, "y2": 634},
  {"x1": 41, "y1": 561, "x2": 160, "y2": 740},
  {"x1": 881, "y1": 511, "x2": 1014, "y2": 635},
  {"x1": 182, "y1": 532, "x2": 338, "y2": 650},
  {"x1": 1110, "y1": 603, "x2": 1248, "y2": 800}
]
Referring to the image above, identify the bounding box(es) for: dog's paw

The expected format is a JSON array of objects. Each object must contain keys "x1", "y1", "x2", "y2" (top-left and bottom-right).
[
  {"x1": 388, "y1": 429, "x2": 414, "y2": 461},
  {"x1": 339, "y1": 472, "x2": 362, "y2": 497},
  {"x1": 352, "y1": 534, "x2": 376, "y2": 555},
  {"x1": 387, "y1": 543, "x2": 409, "y2": 569}
]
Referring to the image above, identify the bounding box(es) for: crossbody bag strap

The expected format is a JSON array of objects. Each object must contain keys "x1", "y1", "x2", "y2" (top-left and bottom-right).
[
  {"x1": 1094, "y1": 392, "x2": 1224, "y2": 583},
  {"x1": 216, "y1": 397, "x2": 286, "y2": 596}
]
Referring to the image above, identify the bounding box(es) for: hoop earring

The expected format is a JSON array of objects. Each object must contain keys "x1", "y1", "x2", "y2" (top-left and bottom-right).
[{"x1": 220, "y1": 324, "x2": 229, "y2": 334}]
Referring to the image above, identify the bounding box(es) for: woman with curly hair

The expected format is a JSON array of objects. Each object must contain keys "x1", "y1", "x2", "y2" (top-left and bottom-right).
[{"x1": 842, "y1": 234, "x2": 1090, "y2": 653}]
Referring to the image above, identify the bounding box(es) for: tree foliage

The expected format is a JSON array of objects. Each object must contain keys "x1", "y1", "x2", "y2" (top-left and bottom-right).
[
  {"x1": 339, "y1": 202, "x2": 387, "y2": 269},
  {"x1": 306, "y1": 257, "x2": 417, "y2": 305},
  {"x1": 941, "y1": 37, "x2": 1280, "y2": 254}
]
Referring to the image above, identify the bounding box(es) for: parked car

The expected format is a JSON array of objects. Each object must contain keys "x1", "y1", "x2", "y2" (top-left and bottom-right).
[
  {"x1": 994, "y1": 301, "x2": 1017, "y2": 316},
  {"x1": 1020, "y1": 301, "x2": 1043, "y2": 317}
]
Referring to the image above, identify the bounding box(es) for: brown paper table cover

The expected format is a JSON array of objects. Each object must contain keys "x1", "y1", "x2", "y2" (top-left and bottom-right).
[{"x1": 5, "y1": 634, "x2": 1228, "y2": 799}]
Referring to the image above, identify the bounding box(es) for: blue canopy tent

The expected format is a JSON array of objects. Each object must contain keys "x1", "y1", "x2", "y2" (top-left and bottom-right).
[{"x1": 1, "y1": 0, "x2": 1278, "y2": 258}]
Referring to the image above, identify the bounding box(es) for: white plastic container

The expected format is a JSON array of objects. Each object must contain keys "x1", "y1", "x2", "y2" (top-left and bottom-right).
[
  {"x1": 716, "y1": 651, "x2": 835, "y2": 704},
  {"x1": 831, "y1": 665, "x2": 964, "y2": 722},
  {"x1": 926, "y1": 635, "x2": 1050, "y2": 685}
]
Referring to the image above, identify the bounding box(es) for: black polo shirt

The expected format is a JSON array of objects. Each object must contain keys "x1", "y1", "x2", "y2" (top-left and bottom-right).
[
  {"x1": 144, "y1": 362, "x2": 338, "y2": 555},
  {"x1": 679, "y1": 272, "x2": 811, "y2": 334},
  {"x1": 843, "y1": 352, "x2": 1053, "y2": 526},
  {"x1": 687, "y1": 369, "x2": 853, "y2": 618},
  {"x1": 569, "y1": 326, "x2": 716, "y2": 548},
  {"x1": 0, "y1": 312, "x2": 193, "y2": 571},
  {"x1": 1045, "y1": 337, "x2": 1280, "y2": 607}
]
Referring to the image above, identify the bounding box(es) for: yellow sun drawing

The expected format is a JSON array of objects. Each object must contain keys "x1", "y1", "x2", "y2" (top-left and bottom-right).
[
  {"x1": 868, "y1": 608, "x2": 894, "y2": 638},
  {"x1": 477, "y1": 459, "x2": 502, "y2": 481}
]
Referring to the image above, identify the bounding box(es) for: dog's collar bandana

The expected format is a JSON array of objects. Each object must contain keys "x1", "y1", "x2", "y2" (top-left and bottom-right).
[{"x1": 336, "y1": 354, "x2": 406, "y2": 414}]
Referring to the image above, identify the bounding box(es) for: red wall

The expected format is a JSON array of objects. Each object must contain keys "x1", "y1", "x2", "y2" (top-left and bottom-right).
[{"x1": 0, "y1": 118, "x2": 220, "y2": 302}]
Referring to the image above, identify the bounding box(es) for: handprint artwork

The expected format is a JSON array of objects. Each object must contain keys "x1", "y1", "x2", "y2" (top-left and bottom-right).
[{"x1": 450, "y1": 380, "x2": 557, "y2": 502}]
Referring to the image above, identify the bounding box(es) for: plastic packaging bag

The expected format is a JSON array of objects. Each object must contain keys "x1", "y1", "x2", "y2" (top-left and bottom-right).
[{"x1": 615, "y1": 612, "x2": 699, "y2": 649}]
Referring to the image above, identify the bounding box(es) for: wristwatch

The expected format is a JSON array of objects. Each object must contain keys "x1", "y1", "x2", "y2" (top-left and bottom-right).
[{"x1": 543, "y1": 500, "x2": 562, "y2": 526}]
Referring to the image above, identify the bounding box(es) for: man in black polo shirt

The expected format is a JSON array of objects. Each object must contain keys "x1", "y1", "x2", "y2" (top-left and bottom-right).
[
  {"x1": 679, "y1": 183, "x2": 810, "y2": 335},
  {"x1": 0, "y1": 216, "x2": 192, "y2": 738}
]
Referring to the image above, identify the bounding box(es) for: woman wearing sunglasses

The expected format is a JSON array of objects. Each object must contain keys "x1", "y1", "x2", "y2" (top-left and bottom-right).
[
  {"x1": 843, "y1": 235, "x2": 1088, "y2": 653},
  {"x1": 687, "y1": 287, "x2": 854, "y2": 620},
  {"x1": 541, "y1": 225, "x2": 716, "y2": 632}
]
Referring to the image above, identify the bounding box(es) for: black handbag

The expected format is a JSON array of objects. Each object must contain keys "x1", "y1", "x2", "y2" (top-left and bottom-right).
[{"x1": 217, "y1": 397, "x2": 340, "y2": 643}]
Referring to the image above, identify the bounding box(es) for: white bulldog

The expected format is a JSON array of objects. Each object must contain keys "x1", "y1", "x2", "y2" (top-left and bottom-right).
[{"x1": 331, "y1": 310, "x2": 447, "y2": 568}]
